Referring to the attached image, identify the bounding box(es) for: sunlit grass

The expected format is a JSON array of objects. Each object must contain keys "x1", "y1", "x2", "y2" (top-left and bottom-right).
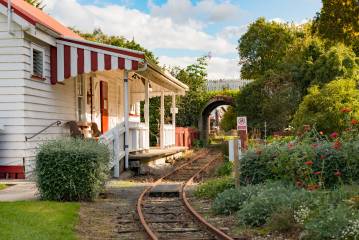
[{"x1": 0, "y1": 201, "x2": 79, "y2": 240}]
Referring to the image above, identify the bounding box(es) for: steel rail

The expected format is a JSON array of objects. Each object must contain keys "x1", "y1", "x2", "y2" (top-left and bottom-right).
[
  {"x1": 181, "y1": 156, "x2": 234, "y2": 240},
  {"x1": 137, "y1": 150, "x2": 209, "y2": 240},
  {"x1": 137, "y1": 149, "x2": 234, "y2": 240}
]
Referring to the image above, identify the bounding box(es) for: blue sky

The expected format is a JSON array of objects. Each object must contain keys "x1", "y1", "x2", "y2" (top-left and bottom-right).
[{"x1": 45, "y1": 0, "x2": 322, "y2": 79}]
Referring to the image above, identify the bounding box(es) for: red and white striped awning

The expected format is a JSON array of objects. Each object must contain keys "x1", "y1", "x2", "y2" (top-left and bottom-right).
[{"x1": 50, "y1": 37, "x2": 145, "y2": 84}]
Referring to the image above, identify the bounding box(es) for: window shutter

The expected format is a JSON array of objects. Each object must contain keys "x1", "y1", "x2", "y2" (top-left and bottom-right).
[{"x1": 33, "y1": 49, "x2": 44, "y2": 77}]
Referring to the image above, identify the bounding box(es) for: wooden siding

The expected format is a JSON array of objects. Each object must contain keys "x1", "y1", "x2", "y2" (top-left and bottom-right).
[{"x1": 0, "y1": 13, "x2": 76, "y2": 177}]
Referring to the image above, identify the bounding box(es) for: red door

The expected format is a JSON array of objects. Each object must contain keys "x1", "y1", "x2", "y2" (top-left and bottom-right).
[{"x1": 100, "y1": 81, "x2": 109, "y2": 133}]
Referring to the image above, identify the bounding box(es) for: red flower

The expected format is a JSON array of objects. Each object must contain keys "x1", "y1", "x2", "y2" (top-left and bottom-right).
[
  {"x1": 313, "y1": 171, "x2": 321, "y2": 175},
  {"x1": 335, "y1": 171, "x2": 342, "y2": 177},
  {"x1": 352, "y1": 119, "x2": 358, "y2": 125},
  {"x1": 330, "y1": 132, "x2": 339, "y2": 139},
  {"x1": 332, "y1": 140, "x2": 342, "y2": 150},
  {"x1": 304, "y1": 161, "x2": 314, "y2": 166},
  {"x1": 287, "y1": 143, "x2": 294, "y2": 149},
  {"x1": 341, "y1": 107, "x2": 352, "y2": 113},
  {"x1": 320, "y1": 155, "x2": 325, "y2": 160}
]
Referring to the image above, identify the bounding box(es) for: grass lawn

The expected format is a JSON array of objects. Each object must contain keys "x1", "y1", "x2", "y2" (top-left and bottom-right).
[
  {"x1": 0, "y1": 183, "x2": 7, "y2": 190},
  {"x1": 0, "y1": 201, "x2": 80, "y2": 240}
]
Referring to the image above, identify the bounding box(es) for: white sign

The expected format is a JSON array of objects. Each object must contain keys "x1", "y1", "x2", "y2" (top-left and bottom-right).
[{"x1": 237, "y1": 116, "x2": 247, "y2": 132}]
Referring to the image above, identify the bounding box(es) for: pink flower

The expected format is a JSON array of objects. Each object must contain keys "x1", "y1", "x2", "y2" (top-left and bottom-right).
[
  {"x1": 335, "y1": 171, "x2": 341, "y2": 177},
  {"x1": 304, "y1": 161, "x2": 314, "y2": 166},
  {"x1": 313, "y1": 171, "x2": 321, "y2": 175},
  {"x1": 330, "y1": 132, "x2": 339, "y2": 139}
]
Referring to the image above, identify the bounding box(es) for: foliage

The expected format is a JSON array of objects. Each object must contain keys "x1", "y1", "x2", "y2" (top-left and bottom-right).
[
  {"x1": 72, "y1": 28, "x2": 158, "y2": 63},
  {"x1": 194, "y1": 176, "x2": 234, "y2": 199},
  {"x1": 0, "y1": 184, "x2": 6, "y2": 190},
  {"x1": 235, "y1": 16, "x2": 358, "y2": 134},
  {"x1": 240, "y1": 127, "x2": 359, "y2": 188},
  {"x1": 215, "y1": 161, "x2": 233, "y2": 177},
  {"x1": 238, "y1": 17, "x2": 295, "y2": 79},
  {"x1": 267, "y1": 208, "x2": 298, "y2": 233},
  {"x1": 292, "y1": 79, "x2": 359, "y2": 133},
  {"x1": 0, "y1": 201, "x2": 79, "y2": 240},
  {"x1": 219, "y1": 106, "x2": 236, "y2": 132},
  {"x1": 237, "y1": 182, "x2": 297, "y2": 226},
  {"x1": 303, "y1": 204, "x2": 359, "y2": 240},
  {"x1": 313, "y1": 0, "x2": 359, "y2": 54},
  {"x1": 210, "y1": 180, "x2": 359, "y2": 238},
  {"x1": 212, "y1": 184, "x2": 260, "y2": 215},
  {"x1": 175, "y1": 56, "x2": 209, "y2": 127},
  {"x1": 25, "y1": 0, "x2": 45, "y2": 10},
  {"x1": 36, "y1": 138, "x2": 110, "y2": 201}
]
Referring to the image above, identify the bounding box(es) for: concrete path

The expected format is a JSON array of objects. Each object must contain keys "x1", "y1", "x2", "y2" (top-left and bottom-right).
[{"x1": 0, "y1": 181, "x2": 38, "y2": 201}]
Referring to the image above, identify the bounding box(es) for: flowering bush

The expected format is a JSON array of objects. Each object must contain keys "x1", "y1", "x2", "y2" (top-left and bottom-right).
[
  {"x1": 240, "y1": 128, "x2": 359, "y2": 188},
  {"x1": 209, "y1": 181, "x2": 359, "y2": 239}
]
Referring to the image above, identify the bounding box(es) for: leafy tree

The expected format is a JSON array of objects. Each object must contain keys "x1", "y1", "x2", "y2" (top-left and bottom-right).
[
  {"x1": 175, "y1": 56, "x2": 209, "y2": 127},
  {"x1": 238, "y1": 18, "x2": 295, "y2": 79},
  {"x1": 25, "y1": 0, "x2": 44, "y2": 9},
  {"x1": 313, "y1": 0, "x2": 359, "y2": 54},
  {"x1": 220, "y1": 106, "x2": 237, "y2": 132},
  {"x1": 292, "y1": 79, "x2": 359, "y2": 133},
  {"x1": 283, "y1": 36, "x2": 358, "y2": 95},
  {"x1": 72, "y1": 28, "x2": 158, "y2": 63}
]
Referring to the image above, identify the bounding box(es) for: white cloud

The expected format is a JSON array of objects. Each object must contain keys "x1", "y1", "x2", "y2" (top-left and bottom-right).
[
  {"x1": 159, "y1": 56, "x2": 240, "y2": 80},
  {"x1": 44, "y1": 0, "x2": 236, "y2": 55},
  {"x1": 148, "y1": 0, "x2": 241, "y2": 26}
]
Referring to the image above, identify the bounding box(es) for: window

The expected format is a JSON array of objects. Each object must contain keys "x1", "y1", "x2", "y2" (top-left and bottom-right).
[
  {"x1": 76, "y1": 75, "x2": 86, "y2": 121},
  {"x1": 31, "y1": 45, "x2": 45, "y2": 79}
]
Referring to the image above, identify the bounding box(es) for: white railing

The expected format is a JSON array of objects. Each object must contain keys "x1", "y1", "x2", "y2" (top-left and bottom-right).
[
  {"x1": 163, "y1": 124, "x2": 175, "y2": 148},
  {"x1": 129, "y1": 122, "x2": 150, "y2": 152},
  {"x1": 99, "y1": 122, "x2": 125, "y2": 177}
]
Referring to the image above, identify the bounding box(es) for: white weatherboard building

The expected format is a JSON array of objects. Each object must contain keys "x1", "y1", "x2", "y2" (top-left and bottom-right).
[{"x1": 0, "y1": 0, "x2": 188, "y2": 179}]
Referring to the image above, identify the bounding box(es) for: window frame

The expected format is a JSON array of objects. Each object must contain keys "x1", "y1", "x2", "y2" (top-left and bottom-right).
[{"x1": 30, "y1": 44, "x2": 45, "y2": 80}]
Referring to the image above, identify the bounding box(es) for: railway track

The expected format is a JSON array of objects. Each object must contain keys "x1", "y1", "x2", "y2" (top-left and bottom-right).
[{"x1": 137, "y1": 149, "x2": 234, "y2": 240}]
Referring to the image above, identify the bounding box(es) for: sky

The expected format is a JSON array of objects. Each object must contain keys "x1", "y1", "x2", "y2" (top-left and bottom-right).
[{"x1": 43, "y1": 0, "x2": 322, "y2": 79}]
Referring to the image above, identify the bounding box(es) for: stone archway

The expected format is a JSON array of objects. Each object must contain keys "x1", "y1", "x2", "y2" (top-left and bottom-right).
[{"x1": 199, "y1": 95, "x2": 234, "y2": 143}]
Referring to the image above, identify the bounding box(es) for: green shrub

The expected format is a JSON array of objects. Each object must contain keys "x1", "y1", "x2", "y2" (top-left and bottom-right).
[
  {"x1": 194, "y1": 177, "x2": 234, "y2": 199},
  {"x1": 267, "y1": 208, "x2": 298, "y2": 233},
  {"x1": 292, "y1": 79, "x2": 359, "y2": 133},
  {"x1": 303, "y1": 204, "x2": 358, "y2": 240},
  {"x1": 212, "y1": 184, "x2": 260, "y2": 215},
  {"x1": 215, "y1": 161, "x2": 233, "y2": 177},
  {"x1": 36, "y1": 138, "x2": 110, "y2": 201},
  {"x1": 240, "y1": 135, "x2": 359, "y2": 188},
  {"x1": 237, "y1": 182, "x2": 296, "y2": 227}
]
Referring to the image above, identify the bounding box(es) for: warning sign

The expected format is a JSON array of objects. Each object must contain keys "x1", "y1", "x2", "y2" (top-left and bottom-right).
[{"x1": 237, "y1": 116, "x2": 247, "y2": 132}]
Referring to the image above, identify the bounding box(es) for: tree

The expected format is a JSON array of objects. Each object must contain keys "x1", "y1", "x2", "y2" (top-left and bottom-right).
[
  {"x1": 237, "y1": 18, "x2": 295, "y2": 79},
  {"x1": 25, "y1": 0, "x2": 44, "y2": 10},
  {"x1": 175, "y1": 56, "x2": 209, "y2": 127},
  {"x1": 292, "y1": 79, "x2": 359, "y2": 133},
  {"x1": 73, "y1": 28, "x2": 158, "y2": 63},
  {"x1": 313, "y1": 0, "x2": 359, "y2": 54},
  {"x1": 220, "y1": 106, "x2": 237, "y2": 132}
]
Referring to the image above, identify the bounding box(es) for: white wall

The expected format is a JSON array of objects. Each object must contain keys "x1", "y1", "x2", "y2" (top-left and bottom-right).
[{"x1": 0, "y1": 13, "x2": 77, "y2": 177}]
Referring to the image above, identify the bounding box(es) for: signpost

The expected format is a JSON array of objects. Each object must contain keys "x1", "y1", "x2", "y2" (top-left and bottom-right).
[{"x1": 233, "y1": 116, "x2": 248, "y2": 188}]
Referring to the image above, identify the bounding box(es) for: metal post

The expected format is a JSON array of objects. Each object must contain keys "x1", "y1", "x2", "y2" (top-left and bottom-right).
[
  {"x1": 124, "y1": 71, "x2": 129, "y2": 169},
  {"x1": 160, "y1": 90, "x2": 165, "y2": 149}
]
